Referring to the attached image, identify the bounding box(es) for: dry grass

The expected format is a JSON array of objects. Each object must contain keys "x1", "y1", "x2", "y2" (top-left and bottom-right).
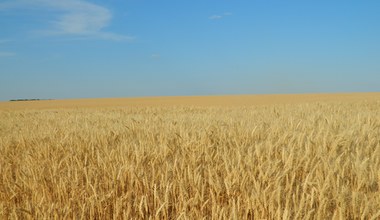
[
  {"x1": 1, "y1": 94, "x2": 380, "y2": 219},
  {"x1": 1, "y1": 92, "x2": 380, "y2": 110}
]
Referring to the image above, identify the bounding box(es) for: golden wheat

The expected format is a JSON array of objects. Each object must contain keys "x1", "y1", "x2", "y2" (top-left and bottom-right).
[{"x1": 1, "y1": 100, "x2": 380, "y2": 219}]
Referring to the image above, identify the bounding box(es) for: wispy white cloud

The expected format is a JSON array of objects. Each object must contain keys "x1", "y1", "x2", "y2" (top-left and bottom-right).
[
  {"x1": 0, "y1": 52, "x2": 16, "y2": 57},
  {"x1": 209, "y1": 15, "x2": 223, "y2": 20},
  {"x1": 0, "y1": 39, "x2": 15, "y2": 57},
  {"x1": 209, "y1": 12, "x2": 233, "y2": 20},
  {"x1": 0, "y1": 0, "x2": 133, "y2": 41},
  {"x1": 0, "y1": 39, "x2": 13, "y2": 44},
  {"x1": 151, "y1": 54, "x2": 160, "y2": 59},
  {"x1": 0, "y1": 1, "x2": 19, "y2": 10}
]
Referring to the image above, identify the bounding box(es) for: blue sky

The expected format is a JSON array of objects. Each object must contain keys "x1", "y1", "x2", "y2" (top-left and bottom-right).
[{"x1": 0, "y1": 0, "x2": 379, "y2": 100}]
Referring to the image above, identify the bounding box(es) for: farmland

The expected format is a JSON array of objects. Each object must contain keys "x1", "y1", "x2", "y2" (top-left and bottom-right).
[{"x1": 1, "y1": 93, "x2": 380, "y2": 219}]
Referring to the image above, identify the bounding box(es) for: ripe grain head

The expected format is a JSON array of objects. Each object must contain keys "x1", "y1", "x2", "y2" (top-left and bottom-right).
[{"x1": 1, "y1": 94, "x2": 380, "y2": 219}]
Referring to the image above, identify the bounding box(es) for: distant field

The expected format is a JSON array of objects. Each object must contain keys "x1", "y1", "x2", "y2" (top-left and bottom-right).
[
  {"x1": 1, "y1": 92, "x2": 380, "y2": 110},
  {"x1": 1, "y1": 93, "x2": 380, "y2": 219}
]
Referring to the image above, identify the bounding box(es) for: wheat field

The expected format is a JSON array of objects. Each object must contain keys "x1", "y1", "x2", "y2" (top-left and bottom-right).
[{"x1": 1, "y1": 94, "x2": 380, "y2": 219}]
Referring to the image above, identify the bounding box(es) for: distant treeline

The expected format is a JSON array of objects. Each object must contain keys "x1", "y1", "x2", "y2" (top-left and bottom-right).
[{"x1": 9, "y1": 99, "x2": 53, "y2": 102}]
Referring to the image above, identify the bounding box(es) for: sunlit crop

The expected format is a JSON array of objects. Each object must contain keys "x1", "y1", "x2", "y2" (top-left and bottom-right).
[{"x1": 1, "y1": 99, "x2": 380, "y2": 219}]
